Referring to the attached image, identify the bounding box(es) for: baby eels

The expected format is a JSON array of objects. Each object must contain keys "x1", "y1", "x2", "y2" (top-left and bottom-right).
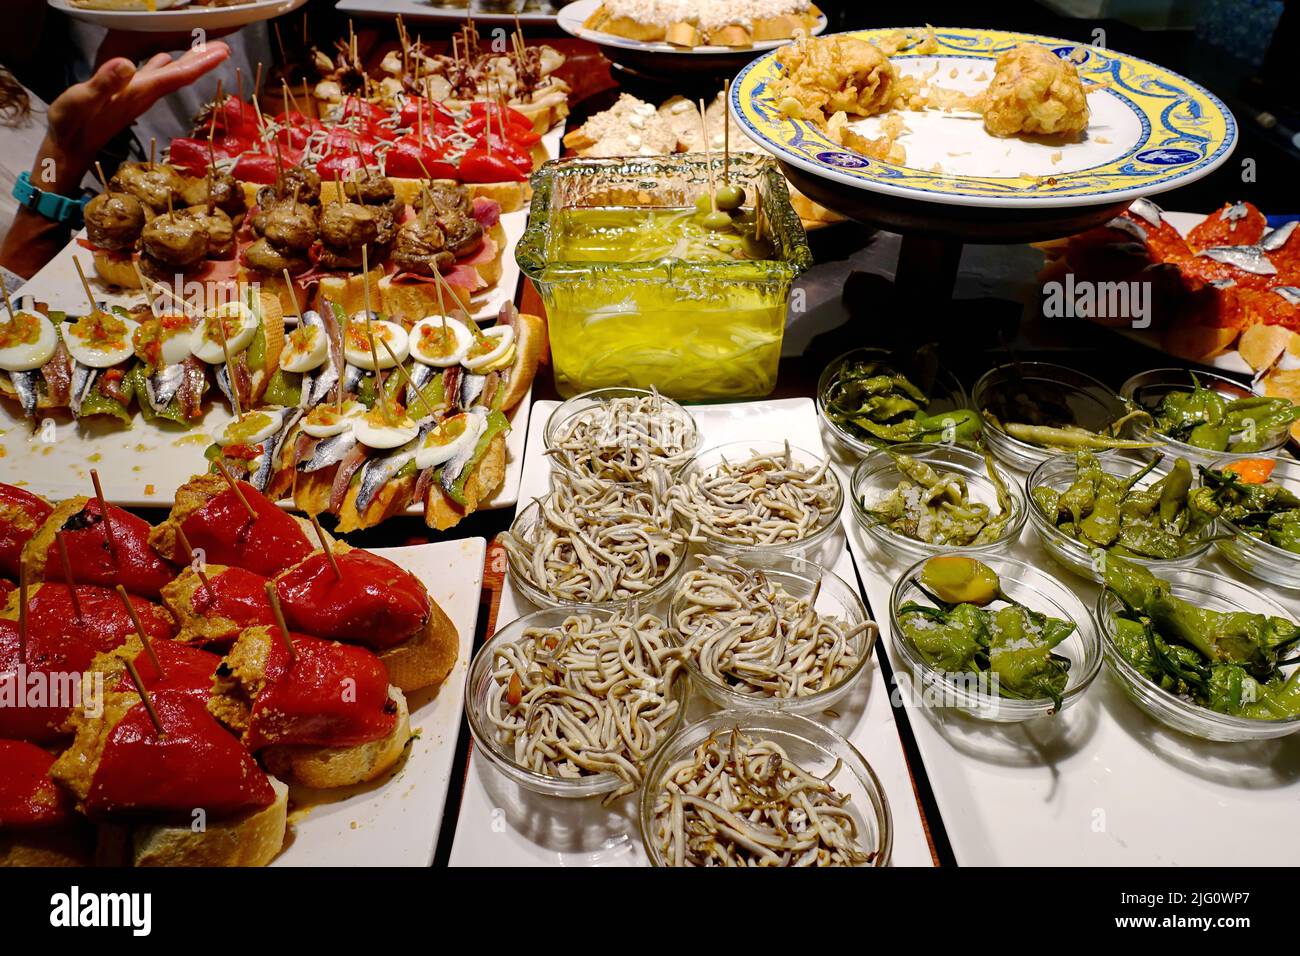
[{"x1": 547, "y1": 387, "x2": 696, "y2": 483}]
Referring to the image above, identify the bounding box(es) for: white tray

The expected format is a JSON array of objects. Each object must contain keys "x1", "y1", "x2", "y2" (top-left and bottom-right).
[
  {"x1": 336, "y1": 0, "x2": 565, "y2": 26},
  {"x1": 1, "y1": 149, "x2": 561, "y2": 513},
  {"x1": 272, "y1": 536, "x2": 484, "y2": 866},
  {"x1": 557, "y1": 0, "x2": 826, "y2": 56},
  {"x1": 447, "y1": 397, "x2": 935, "y2": 867},
  {"x1": 837, "y1": 446, "x2": 1300, "y2": 866},
  {"x1": 48, "y1": 0, "x2": 310, "y2": 33}
]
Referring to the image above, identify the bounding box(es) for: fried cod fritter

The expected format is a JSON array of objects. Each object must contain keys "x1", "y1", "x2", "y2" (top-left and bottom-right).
[{"x1": 982, "y1": 43, "x2": 1090, "y2": 139}]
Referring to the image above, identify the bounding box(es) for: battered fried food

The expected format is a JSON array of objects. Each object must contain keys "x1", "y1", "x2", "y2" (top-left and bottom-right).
[
  {"x1": 773, "y1": 34, "x2": 899, "y2": 119},
  {"x1": 982, "y1": 43, "x2": 1090, "y2": 139}
]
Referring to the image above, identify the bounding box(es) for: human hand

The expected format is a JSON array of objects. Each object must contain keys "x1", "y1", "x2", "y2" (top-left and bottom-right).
[{"x1": 44, "y1": 41, "x2": 231, "y2": 175}]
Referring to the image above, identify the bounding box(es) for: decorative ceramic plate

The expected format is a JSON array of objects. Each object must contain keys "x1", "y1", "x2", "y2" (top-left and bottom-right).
[
  {"x1": 730, "y1": 27, "x2": 1237, "y2": 209},
  {"x1": 558, "y1": 0, "x2": 826, "y2": 56},
  {"x1": 48, "y1": 0, "x2": 309, "y2": 33}
]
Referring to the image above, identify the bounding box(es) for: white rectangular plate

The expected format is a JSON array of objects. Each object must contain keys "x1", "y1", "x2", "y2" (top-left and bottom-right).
[
  {"x1": 839, "y1": 448, "x2": 1300, "y2": 866},
  {"x1": 0, "y1": 144, "x2": 563, "y2": 512},
  {"x1": 447, "y1": 397, "x2": 935, "y2": 866},
  {"x1": 273, "y1": 536, "x2": 484, "y2": 866}
]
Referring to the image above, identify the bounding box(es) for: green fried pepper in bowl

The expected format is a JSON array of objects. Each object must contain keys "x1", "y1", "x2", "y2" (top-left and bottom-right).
[
  {"x1": 1120, "y1": 368, "x2": 1298, "y2": 467},
  {"x1": 889, "y1": 555, "x2": 1101, "y2": 721},
  {"x1": 817, "y1": 347, "x2": 975, "y2": 457},
  {"x1": 1097, "y1": 555, "x2": 1300, "y2": 741},
  {"x1": 1027, "y1": 451, "x2": 1218, "y2": 582},
  {"x1": 974, "y1": 362, "x2": 1154, "y2": 473},
  {"x1": 851, "y1": 443, "x2": 1027, "y2": 563},
  {"x1": 1202, "y1": 455, "x2": 1300, "y2": 590}
]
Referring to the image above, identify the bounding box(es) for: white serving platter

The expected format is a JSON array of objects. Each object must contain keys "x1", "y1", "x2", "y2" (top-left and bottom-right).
[
  {"x1": 447, "y1": 396, "x2": 935, "y2": 867},
  {"x1": 2, "y1": 190, "x2": 550, "y2": 513},
  {"x1": 835, "y1": 445, "x2": 1300, "y2": 867},
  {"x1": 48, "y1": 0, "x2": 310, "y2": 33},
  {"x1": 557, "y1": 0, "x2": 826, "y2": 56},
  {"x1": 336, "y1": 0, "x2": 565, "y2": 26},
  {"x1": 272, "y1": 536, "x2": 484, "y2": 866}
]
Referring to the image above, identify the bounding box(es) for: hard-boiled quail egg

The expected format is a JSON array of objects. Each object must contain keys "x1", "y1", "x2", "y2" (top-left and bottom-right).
[
  {"x1": 0, "y1": 311, "x2": 58, "y2": 372},
  {"x1": 343, "y1": 316, "x2": 408, "y2": 370},
  {"x1": 462, "y1": 324, "x2": 515, "y2": 372},
  {"x1": 191, "y1": 301, "x2": 257, "y2": 364},
  {"x1": 213, "y1": 407, "x2": 286, "y2": 448},
  {"x1": 414, "y1": 410, "x2": 484, "y2": 470},
  {"x1": 300, "y1": 399, "x2": 365, "y2": 438},
  {"x1": 409, "y1": 315, "x2": 472, "y2": 368},
  {"x1": 63, "y1": 310, "x2": 139, "y2": 369},
  {"x1": 280, "y1": 322, "x2": 330, "y2": 373},
  {"x1": 133, "y1": 313, "x2": 193, "y2": 369},
  {"x1": 351, "y1": 405, "x2": 419, "y2": 449}
]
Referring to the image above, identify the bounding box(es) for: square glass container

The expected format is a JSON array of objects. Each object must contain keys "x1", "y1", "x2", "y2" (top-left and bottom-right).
[{"x1": 517, "y1": 153, "x2": 813, "y2": 401}]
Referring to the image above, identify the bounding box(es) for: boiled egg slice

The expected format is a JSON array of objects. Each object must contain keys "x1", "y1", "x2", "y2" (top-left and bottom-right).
[
  {"x1": 301, "y1": 399, "x2": 365, "y2": 439},
  {"x1": 191, "y1": 301, "x2": 257, "y2": 365},
  {"x1": 0, "y1": 311, "x2": 58, "y2": 372},
  {"x1": 462, "y1": 325, "x2": 515, "y2": 372},
  {"x1": 133, "y1": 313, "x2": 193, "y2": 368},
  {"x1": 280, "y1": 322, "x2": 330, "y2": 373},
  {"x1": 63, "y1": 310, "x2": 138, "y2": 369},
  {"x1": 414, "y1": 411, "x2": 483, "y2": 470},
  {"x1": 409, "y1": 315, "x2": 472, "y2": 368},
  {"x1": 213, "y1": 407, "x2": 286, "y2": 448},
  {"x1": 343, "y1": 316, "x2": 408, "y2": 370},
  {"x1": 351, "y1": 405, "x2": 419, "y2": 449}
]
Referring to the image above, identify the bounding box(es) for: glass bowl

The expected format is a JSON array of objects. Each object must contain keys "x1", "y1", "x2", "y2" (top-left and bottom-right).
[
  {"x1": 670, "y1": 440, "x2": 843, "y2": 560},
  {"x1": 816, "y1": 347, "x2": 971, "y2": 458},
  {"x1": 504, "y1": 494, "x2": 689, "y2": 612},
  {"x1": 1120, "y1": 367, "x2": 1290, "y2": 467},
  {"x1": 1026, "y1": 452, "x2": 1215, "y2": 582},
  {"x1": 542, "y1": 387, "x2": 701, "y2": 483},
  {"x1": 1095, "y1": 568, "x2": 1300, "y2": 741},
  {"x1": 465, "y1": 606, "x2": 690, "y2": 799},
  {"x1": 666, "y1": 553, "x2": 875, "y2": 715},
  {"x1": 1209, "y1": 454, "x2": 1300, "y2": 590},
  {"x1": 851, "y1": 442, "x2": 1028, "y2": 562},
  {"x1": 889, "y1": 554, "x2": 1102, "y2": 722},
  {"x1": 974, "y1": 362, "x2": 1131, "y2": 473},
  {"x1": 637, "y1": 710, "x2": 893, "y2": 867},
  {"x1": 518, "y1": 153, "x2": 812, "y2": 400}
]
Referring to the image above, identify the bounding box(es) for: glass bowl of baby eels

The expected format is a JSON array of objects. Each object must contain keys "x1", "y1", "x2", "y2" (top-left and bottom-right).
[
  {"x1": 1027, "y1": 451, "x2": 1218, "y2": 583},
  {"x1": 1205, "y1": 455, "x2": 1300, "y2": 590},
  {"x1": 667, "y1": 440, "x2": 843, "y2": 560},
  {"x1": 667, "y1": 553, "x2": 876, "y2": 715},
  {"x1": 1095, "y1": 555, "x2": 1300, "y2": 742},
  {"x1": 501, "y1": 469, "x2": 689, "y2": 612},
  {"x1": 851, "y1": 443, "x2": 1028, "y2": 563},
  {"x1": 543, "y1": 386, "x2": 701, "y2": 484},
  {"x1": 1120, "y1": 367, "x2": 1298, "y2": 468},
  {"x1": 974, "y1": 362, "x2": 1150, "y2": 473},
  {"x1": 816, "y1": 346, "x2": 974, "y2": 458},
  {"x1": 466, "y1": 606, "x2": 691, "y2": 799},
  {"x1": 638, "y1": 711, "x2": 892, "y2": 867},
  {"x1": 889, "y1": 555, "x2": 1102, "y2": 722}
]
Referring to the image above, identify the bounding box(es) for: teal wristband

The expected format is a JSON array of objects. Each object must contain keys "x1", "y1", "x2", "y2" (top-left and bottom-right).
[{"x1": 13, "y1": 170, "x2": 88, "y2": 229}]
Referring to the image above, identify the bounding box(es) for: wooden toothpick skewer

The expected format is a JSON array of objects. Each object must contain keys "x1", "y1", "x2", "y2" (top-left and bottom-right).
[
  {"x1": 123, "y1": 659, "x2": 165, "y2": 738},
  {"x1": 175, "y1": 525, "x2": 210, "y2": 592},
  {"x1": 381, "y1": 336, "x2": 435, "y2": 419},
  {"x1": 0, "y1": 274, "x2": 14, "y2": 318},
  {"x1": 264, "y1": 581, "x2": 297, "y2": 663},
  {"x1": 213, "y1": 308, "x2": 243, "y2": 418},
  {"x1": 117, "y1": 584, "x2": 164, "y2": 679},
  {"x1": 360, "y1": 245, "x2": 392, "y2": 425},
  {"x1": 56, "y1": 532, "x2": 83, "y2": 622},
  {"x1": 699, "y1": 99, "x2": 716, "y2": 213},
  {"x1": 282, "y1": 269, "x2": 301, "y2": 322},
  {"x1": 94, "y1": 161, "x2": 111, "y2": 194},
  {"x1": 723, "y1": 79, "x2": 731, "y2": 186},
  {"x1": 308, "y1": 514, "x2": 341, "y2": 579},
  {"x1": 89, "y1": 469, "x2": 118, "y2": 558},
  {"x1": 71, "y1": 256, "x2": 98, "y2": 314},
  {"x1": 214, "y1": 459, "x2": 256, "y2": 520}
]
